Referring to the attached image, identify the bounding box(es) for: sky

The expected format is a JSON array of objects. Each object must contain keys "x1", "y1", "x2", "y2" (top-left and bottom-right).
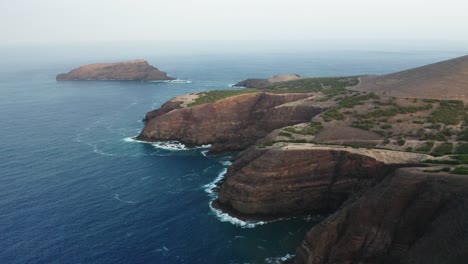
[{"x1": 1, "y1": 0, "x2": 468, "y2": 52}]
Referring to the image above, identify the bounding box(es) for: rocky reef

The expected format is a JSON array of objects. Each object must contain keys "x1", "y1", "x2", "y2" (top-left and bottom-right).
[
  {"x1": 233, "y1": 74, "x2": 301, "y2": 88},
  {"x1": 138, "y1": 92, "x2": 323, "y2": 153},
  {"x1": 56, "y1": 59, "x2": 174, "y2": 81}
]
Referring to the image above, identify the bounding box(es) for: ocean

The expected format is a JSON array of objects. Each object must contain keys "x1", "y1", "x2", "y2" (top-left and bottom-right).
[{"x1": 0, "y1": 49, "x2": 464, "y2": 263}]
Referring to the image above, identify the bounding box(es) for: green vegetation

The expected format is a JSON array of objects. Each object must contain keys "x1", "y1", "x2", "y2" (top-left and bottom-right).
[
  {"x1": 428, "y1": 100, "x2": 466, "y2": 125},
  {"x1": 422, "y1": 132, "x2": 448, "y2": 141},
  {"x1": 415, "y1": 141, "x2": 434, "y2": 153},
  {"x1": 188, "y1": 77, "x2": 360, "y2": 106},
  {"x1": 338, "y1": 92, "x2": 379, "y2": 108},
  {"x1": 423, "y1": 159, "x2": 460, "y2": 165},
  {"x1": 283, "y1": 121, "x2": 323, "y2": 135},
  {"x1": 262, "y1": 77, "x2": 359, "y2": 95},
  {"x1": 351, "y1": 120, "x2": 374, "y2": 130},
  {"x1": 397, "y1": 136, "x2": 406, "y2": 146},
  {"x1": 278, "y1": 132, "x2": 293, "y2": 138},
  {"x1": 188, "y1": 89, "x2": 259, "y2": 106},
  {"x1": 451, "y1": 166, "x2": 468, "y2": 175},
  {"x1": 423, "y1": 167, "x2": 451, "y2": 173},
  {"x1": 451, "y1": 155, "x2": 468, "y2": 164},
  {"x1": 322, "y1": 109, "x2": 344, "y2": 122},
  {"x1": 456, "y1": 143, "x2": 468, "y2": 154},
  {"x1": 358, "y1": 104, "x2": 432, "y2": 119},
  {"x1": 432, "y1": 142, "x2": 453, "y2": 156},
  {"x1": 457, "y1": 129, "x2": 468, "y2": 141}
]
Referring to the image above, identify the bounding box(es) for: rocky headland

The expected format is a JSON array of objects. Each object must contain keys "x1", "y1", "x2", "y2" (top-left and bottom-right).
[
  {"x1": 233, "y1": 74, "x2": 301, "y2": 88},
  {"x1": 137, "y1": 55, "x2": 468, "y2": 263},
  {"x1": 56, "y1": 59, "x2": 175, "y2": 81}
]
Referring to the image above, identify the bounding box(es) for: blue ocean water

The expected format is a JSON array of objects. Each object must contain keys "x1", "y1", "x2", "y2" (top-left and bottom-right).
[{"x1": 0, "y1": 50, "x2": 464, "y2": 263}]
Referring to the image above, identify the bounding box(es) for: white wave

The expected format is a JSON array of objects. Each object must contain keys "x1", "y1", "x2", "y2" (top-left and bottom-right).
[
  {"x1": 114, "y1": 194, "x2": 137, "y2": 204},
  {"x1": 204, "y1": 167, "x2": 269, "y2": 228},
  {"x1": 203, "y1": 168, "x2": 227, "y2": 196},
  {"x1": 265, "y1": 254, "x2": 296, "y2": 264},
  {"x1": 145, "y1": 79, "x2": 192, "y2": 83},
  {"x1": 209, "y1": 202, "x2": 267, "y2": 228},
  {"x1": 221, "y1": 160, "x2": 232, "y2": 166},
  {"x1": 123, "y1": 136, "x2": 211, "y2": 151},
  {"x1": 152, "y1": 141, "x2": 188, "y2": 150}
]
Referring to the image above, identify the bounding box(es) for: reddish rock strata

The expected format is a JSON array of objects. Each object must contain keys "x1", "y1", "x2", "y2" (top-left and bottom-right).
[
  {"x1": 294, "y1": 168, "x2": 468, "y2": 264},
  {"x1": 137, "y1": 92, "x2": 322, "y2": 153},
  {"x1": 214, "y1": 145, "x2": 399, "y2": 218}
]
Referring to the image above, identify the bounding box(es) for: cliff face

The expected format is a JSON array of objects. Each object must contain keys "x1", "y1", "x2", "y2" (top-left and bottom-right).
[
  {"x1": 294, "y1": 168, "x2": 468, "y2": 264},
  {"x1": 234, "y1": 74, "x2": 301, "y2": 88},
  {"x1": 137, "y1": 92, "x2": 322, "y2": 153},
  {"x1": 56, "y1": 59, "x2": 175, "y2": 81},
  {"x1": 214, "y1": 144, "x2": 426, "y2": 218}
]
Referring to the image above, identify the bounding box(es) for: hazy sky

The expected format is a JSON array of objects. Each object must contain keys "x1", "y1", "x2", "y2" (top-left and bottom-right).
[{"x1": 1, "y1": 0, "x2": 468, "y2": 50}]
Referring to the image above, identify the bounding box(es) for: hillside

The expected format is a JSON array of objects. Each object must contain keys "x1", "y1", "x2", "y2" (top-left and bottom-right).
[{"x1": 354, "y1": 55, "x2": 468, "y2": 100}]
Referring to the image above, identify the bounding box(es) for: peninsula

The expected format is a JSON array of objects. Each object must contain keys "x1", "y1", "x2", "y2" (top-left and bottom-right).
[
  {"x1": 56, "y1": 59, "x2": 175, "y2": 81},
  {"x1": 138, "y1": 55, "x2": 468, "y2": 263}
]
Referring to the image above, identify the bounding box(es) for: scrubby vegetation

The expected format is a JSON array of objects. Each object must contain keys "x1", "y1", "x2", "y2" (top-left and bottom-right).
[
  {"x1": 188, "y1": 89, "x2": 259, "y2": 106},
  {"x1": 262, "y1": 77, "x2": 359, "y2": 95},
  {"x1": 322, "y1": 109, "x2": 344, "y2": 122},
  {"x1": 432, "y1": 143, "x2": 453, "y2": 156},
  {"x1": 284, "y1": 122, "x2": 323, "y2": 135},
  {"x1": 451, "y1": 166, "x2": 468, "y2": 175},
  {"x1": 415, "y1": 141, "x2": 435, "y2": 153},
  {"x1": 428, "y1": 100, "x2": 466, "y2": 125}
]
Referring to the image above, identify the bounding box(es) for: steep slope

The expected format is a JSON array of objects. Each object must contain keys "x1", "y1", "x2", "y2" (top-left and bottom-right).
[
  {"x1": 137, "y1": 92, "x2": 324, "y2": 153},
  {"x1": 355, "y1": 55, "x2": 468, "y2": 100},
  {"x1": 294, "y1": 168, "x2": 468, "y2": 264}
]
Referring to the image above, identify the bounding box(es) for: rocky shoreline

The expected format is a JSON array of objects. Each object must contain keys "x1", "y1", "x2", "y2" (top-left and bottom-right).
[{"x1": 136, "y1": 55, "x2": 468, "y2": 263}]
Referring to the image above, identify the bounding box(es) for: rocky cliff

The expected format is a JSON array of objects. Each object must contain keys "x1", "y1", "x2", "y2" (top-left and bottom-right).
[
  {"x1": 56, "y1": 59, "x2": 175, "y2": 81},
  {"x1": 137, "y1": 92, "x2": 323, "y2": 153},
  {"x1": 234, "y1": 74, "x2": 301, "y2": 88},
  {"x1": 214, "y1": 143, "x2": 428, "y2": 219},
  {"x1": 294, "y1": 168, "x2": 468, "y2": 264}
]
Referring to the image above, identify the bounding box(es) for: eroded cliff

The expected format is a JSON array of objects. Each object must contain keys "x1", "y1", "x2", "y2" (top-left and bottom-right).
[
  {"x1": 214, "y1": 143, "x2": 428, "y2": 219},
  {"x1": 137, "y1": 92, "x2": 324, "y2": 153},
  {"x1": 294, "y1": 168, "x2": 468, "y2": 264}
]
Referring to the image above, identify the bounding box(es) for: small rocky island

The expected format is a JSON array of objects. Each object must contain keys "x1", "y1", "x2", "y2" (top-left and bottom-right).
[
  {"x1": 233, "y1": 74, "x2": 301, "y2": 88},
  {"x1": 56, "y1": 59, "x2": 175, "y2": 81}
]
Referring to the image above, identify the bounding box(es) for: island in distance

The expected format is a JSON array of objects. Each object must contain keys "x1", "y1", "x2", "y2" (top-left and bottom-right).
[{"x1": 56, "y1": 59, "x2": 175, "y2": 81}]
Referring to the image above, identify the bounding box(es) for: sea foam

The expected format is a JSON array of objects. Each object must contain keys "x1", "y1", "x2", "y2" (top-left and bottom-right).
[
  {"x1": 204, "y1": 163, "x2": 269, "y2": 228},
  {"x1": 123, "y1": 136, "x2": 211, "y2": 151}
]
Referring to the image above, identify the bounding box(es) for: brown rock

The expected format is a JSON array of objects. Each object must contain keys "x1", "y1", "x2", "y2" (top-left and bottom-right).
[
  {"x1": 137, "y1": 92, "x2": 322, "y2": 153},
  {"x1": 294, "y1": 168, "x2": 468, "y2": 264},
  {"x1": 56, "y1": 59, "x2": 175, "y2": 81},
  {"x1": 234, "y1": 74, "x2": 301, "y2": 88},
  {"x1": 214, "y1": 144, "x2": 424, "y2": 219}
]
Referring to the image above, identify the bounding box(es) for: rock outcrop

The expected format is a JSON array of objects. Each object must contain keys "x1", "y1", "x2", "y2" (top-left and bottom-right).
[
  {"x1": 214, "y1": 143, "x2": 428, "y2": 219},
  {"x1": 137, "y1": 92, "x2": 323, "y2": 153},
  {"x1": 233, "y1": 74, "x2": 301, "y2": 88},
  {"x1": 56, "y1": 59, "x2": 175, "y2": 81},
  {"x1": 294, "y1": 168, "x2": 468, "y2": 264}
]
